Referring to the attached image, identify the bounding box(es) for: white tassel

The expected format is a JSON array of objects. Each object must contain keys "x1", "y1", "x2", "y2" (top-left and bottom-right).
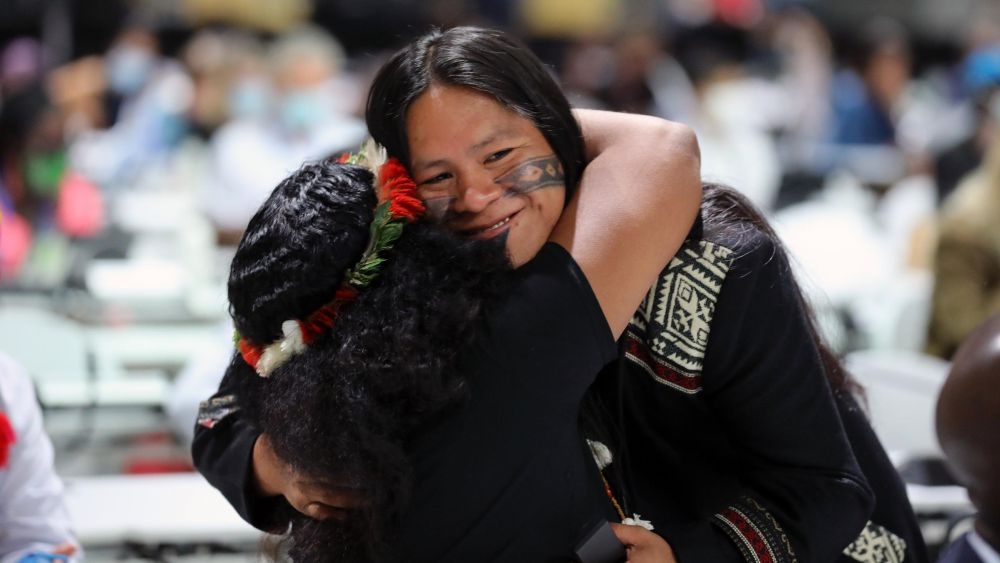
[
  {"x1": 360, "y1": 138, "x2": 387, "y2": 175},
  {"x1": 622, "y1": 514, "x2": 654, "y2": 531},
  {"x1": 586, "y1": 439, "x2": 613, "y2": 470},
  {"x1": 280, "y1": 320, "x2": 306, "y2": 354}
]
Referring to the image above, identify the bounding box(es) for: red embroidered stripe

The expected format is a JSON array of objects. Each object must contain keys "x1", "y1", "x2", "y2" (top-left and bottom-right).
[
  {"x1": 718, "y1": 507, "x2": 777, "y2": 563},
  {"x1": 624, "y1": 332, "x2": 702, "y2": 392}
]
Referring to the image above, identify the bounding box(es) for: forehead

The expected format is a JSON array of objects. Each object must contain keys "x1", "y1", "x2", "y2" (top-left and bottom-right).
[{"x1": 405, "y1": 85, "x2": 543, "y2": 162}]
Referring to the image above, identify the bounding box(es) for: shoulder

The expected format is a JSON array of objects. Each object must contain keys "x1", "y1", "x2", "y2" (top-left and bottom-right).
[{"x1": 937, "y1": 533, "x2": 982, "y2": 563}]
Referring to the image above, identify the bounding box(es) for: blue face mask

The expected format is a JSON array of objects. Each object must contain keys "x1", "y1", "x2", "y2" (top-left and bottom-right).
[
  {"x1": 107, "y1": 47, "x2": 154, "y2": 95},
  {"x1": 228, "y1": 79, "x2": 272, "y2": 121},
  {"x1": 278, "y1": 89, "x2": 330, "y2": 133}
]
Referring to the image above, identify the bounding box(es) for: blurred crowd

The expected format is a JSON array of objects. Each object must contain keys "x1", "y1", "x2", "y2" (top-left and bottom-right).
[{"x1": 1, "y1": 0, "x2": 1000, "y2": 361}]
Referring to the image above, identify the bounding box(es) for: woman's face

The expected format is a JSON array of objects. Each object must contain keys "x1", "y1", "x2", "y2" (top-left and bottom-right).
[{"x1": 405, "y1": 84, "x2": 565, "y2": 267}]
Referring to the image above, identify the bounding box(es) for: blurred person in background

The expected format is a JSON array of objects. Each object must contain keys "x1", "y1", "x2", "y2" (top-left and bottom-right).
[
  {"x1": 203, "y1": 25, "x2": 366, "y2": 244},
  {"x1": 830, "y1": 18, "x2": 910, "y2": 147},
  {"x1": 1, "y1": 38, "x2": 44, "y2": 99},
  {"x1": 0, "y1": 352, "x2": 81, "y2": 563},
  {"x1": 925, "y1": 92, "x2": 1000, "y2": 360},
  {"x1": 935, "y1": 313, "x2": 1000, "y2": 563},
  {"x1": 69, "y1": 23, "x2": 193, "y2": 189},
  {"x1": 935, "y1": 45, "x2": 1000, "y2": 205},
  {"x1": 0, "y1": 80, "x2": 104, "y2": 286}
]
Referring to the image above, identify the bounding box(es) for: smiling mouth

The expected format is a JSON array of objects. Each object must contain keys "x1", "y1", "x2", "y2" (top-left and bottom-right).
[{"x1": 469, "y1": 212, "x2": 517, "y2": 239}]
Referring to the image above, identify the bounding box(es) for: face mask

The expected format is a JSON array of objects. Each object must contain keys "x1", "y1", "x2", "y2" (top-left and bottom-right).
[
  {"x1": 24, "y1": 150, "x2": 67, "y2": 198},
  {"x1": 228, "y1": 79, "x2": 272, "y2": 121},
  {"x1": 107, "y1": 46, "x2": 155, "y2": 95},
  {"x1": 279, "y1": 89, "x2": 331, "y2": 134}
]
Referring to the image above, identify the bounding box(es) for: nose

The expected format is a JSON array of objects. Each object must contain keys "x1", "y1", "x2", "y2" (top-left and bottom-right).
[{"x1": 453, "y1": 169, "x2": 503, "y2": 214}]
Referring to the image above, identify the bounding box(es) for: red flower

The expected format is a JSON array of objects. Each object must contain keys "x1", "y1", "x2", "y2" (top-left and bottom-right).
[
  {"x1": 238, "y1": 339, "x2": 263, "y2": 370},
  {"x1": 335, "y1": 152, "x2": 351, "y2": 164},
  {"x1": 378, "y1": 158, "x2": 426, "y2": 221},
  {"x1": 0, "y1": 412, "x2": 16, "y2": 469}
]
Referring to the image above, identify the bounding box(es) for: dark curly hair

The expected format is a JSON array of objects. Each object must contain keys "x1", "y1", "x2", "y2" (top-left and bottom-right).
[{"x1": 225, "y1": 161, "x2": 512, "y2": 562}]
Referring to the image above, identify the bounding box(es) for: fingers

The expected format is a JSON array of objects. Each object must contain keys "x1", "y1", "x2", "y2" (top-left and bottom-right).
[
  {"x1": 610, "y1": 522, "x2": 648, "y2": 546},
  {"x1": 610, "y1": 523, "x2": 677, "y2": 563}
]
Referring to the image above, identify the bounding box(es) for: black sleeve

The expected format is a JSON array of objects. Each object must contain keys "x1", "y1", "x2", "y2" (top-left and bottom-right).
[
  {"x1": 689, "y1": 233, "x2": 874, "y2": 563},
  {"x1": 191, "y1": 362, "x2": 291, "y2": 532},
  {"x1": 485, "y1": 242, "x2": 618, "y2": 409}
]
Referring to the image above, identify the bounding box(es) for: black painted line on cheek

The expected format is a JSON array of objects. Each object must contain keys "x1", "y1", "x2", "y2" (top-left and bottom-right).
[
  {"x1": 495, "y1": 155, "x2": 565, "y2": 196},
  {"x1": 423, "y1": 196, "x2": 456, "y2": 223}
]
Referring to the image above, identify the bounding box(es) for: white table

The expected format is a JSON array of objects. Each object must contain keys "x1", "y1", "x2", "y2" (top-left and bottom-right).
[{"x1": 64, "y1": 473, "x2": 264, "y2": 547}]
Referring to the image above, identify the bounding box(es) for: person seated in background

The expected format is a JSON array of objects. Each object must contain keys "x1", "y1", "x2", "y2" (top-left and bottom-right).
[
  {"x1": 0, "y1": 352, "x2": 81, "y2": 563},
  {"x1": 926, "y1": 107, "x2": 1000, "y2": 360},
  {"x1": 203, "y1": 25, "x2": 367, "y2": 244},
  {"x1": 935, "y1": 313, "x2": 1000, "y2": 563}
]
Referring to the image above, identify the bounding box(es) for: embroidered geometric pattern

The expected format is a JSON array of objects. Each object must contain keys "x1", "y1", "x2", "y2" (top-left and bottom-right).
[
  {"x1": 625, "y1": 239, "x2": 734, "y2": 394},
  {"x1": 196, "y1": 394, "x2": 240, "y2": 429},
  {"x1": 714, "y1": 496, "x2": 798, "y2": 563},
  {"x1": 843, "y1": 521, "x2": 907, "y2": 563}
]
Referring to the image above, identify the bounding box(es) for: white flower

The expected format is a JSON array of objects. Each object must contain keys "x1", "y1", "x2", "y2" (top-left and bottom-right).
[
  {"x1": 622, "y1": 514, "x2": 654, "y2": 531},
  {"x1": 255, "y1": 341, "x2": 291, "y2": 377},
  {"x1": 358, "y1": 138, "x2": 387, "y2": 176},
  {"x1": 587, "y1": 439, "x2": 613, "y2": 470},
  {"x1": 280, "y1": 320, "x2": 306, "y2": 354}
]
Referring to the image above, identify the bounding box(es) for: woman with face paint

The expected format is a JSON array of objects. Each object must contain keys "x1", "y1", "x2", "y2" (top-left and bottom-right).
[{"x1": 195, "y1": 26, "x2": 921, "y2": 563}]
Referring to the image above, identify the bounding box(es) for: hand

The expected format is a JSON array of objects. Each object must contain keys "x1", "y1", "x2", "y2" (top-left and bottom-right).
[
  {"x1": 610, "y1": 523, "x2": 677, "y2": 563},
  {"x1": 252, "y1": 433, "x2": 363, "y2": 520}
]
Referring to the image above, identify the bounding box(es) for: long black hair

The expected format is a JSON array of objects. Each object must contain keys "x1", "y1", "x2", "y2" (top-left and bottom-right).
[
  {"x1": 365, "y1": 26, "x2": 586, "y2": 200},
  {"x1": 699, "y1": 182, "x2": 861, "y2": 396},
  {"x1": 226, "y1": 161, "x2": 511, "y2": 562}
]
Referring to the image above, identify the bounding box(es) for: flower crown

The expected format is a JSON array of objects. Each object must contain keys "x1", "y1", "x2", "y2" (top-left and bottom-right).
[{"x1": 236, "y1": 140, "x2": 425, "y2": 377}]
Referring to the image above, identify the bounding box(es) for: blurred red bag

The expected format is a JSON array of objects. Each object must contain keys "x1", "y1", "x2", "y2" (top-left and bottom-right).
[
  {"x1": 0, "y1": 208, "x2": 32, "y2": 279},
  {"x1": 56, "y1": 172, "x2": 104, "y2": 237}
]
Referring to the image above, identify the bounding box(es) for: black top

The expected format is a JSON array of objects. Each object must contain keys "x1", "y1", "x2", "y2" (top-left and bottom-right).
[
  {"x1": 193, "y1": 243, "x2": 620, "y2": 561},
  {"x1": 591, "y1": 213, "x2": 877, "y2": 563},
  {"x1": 397, "y1": 243, "x2": 619, "y2": 562},
  {"x1": 592, "y1": 206, "x2": 927, "y2": 563}
]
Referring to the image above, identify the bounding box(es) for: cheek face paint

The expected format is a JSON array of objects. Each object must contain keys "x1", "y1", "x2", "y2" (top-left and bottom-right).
[
  {"x1": 494, "y1": 155, "x2": 564, "y2": 196},
  {"x1": 423, "y1": 195, "x2": 456, "y2": 223}
]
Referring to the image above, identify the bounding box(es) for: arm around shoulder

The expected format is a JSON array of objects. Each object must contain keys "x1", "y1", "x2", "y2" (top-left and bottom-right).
[{"x1": 551, "y1": 110, "x2": 701, "y2": 338}]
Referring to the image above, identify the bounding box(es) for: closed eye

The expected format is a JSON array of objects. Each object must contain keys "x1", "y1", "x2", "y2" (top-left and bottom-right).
[
  {"x1": 418, "y1": 172, "x2": 452, "y2": 186},
  {"x1": 485, "y1": 148, "x2": 513, "y2": 164}
]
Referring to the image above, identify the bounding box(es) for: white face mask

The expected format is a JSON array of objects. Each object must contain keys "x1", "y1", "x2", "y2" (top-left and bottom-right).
[
  {"x1": 278, "y1": 87, "x2": 332, "y2": 133},
  {"x1": 228, "y1": 78, "x2": 273, "y2": 121},
  {"x1": 107, "y1": 46, "x2": 155, "y2": 95}
]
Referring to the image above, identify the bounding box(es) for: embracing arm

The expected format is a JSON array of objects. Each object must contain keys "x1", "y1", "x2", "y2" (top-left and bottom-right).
[
  {"x1": 551, "y1": 110, "x2": 701, "y2": 338},
  {"x1": 191, "y1": 366, "x2": 292, "y2": 532}
]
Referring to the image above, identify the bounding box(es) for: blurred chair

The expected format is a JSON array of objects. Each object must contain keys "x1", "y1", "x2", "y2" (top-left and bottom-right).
[
  {"x1": 849, "y1": 269, "x2": 934, "y2": 351},
  {"x1": 0, "y1": 305, "x2": 94, "y2": 407},
  {"x1": 844, "y1": 349, "x2": 950, "y2": 458}
]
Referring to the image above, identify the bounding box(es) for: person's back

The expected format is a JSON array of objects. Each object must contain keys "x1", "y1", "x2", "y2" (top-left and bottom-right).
[
  {"x1": 926, "y1": 135, "x2": 1000, "y2": 360},
  {"x1": 0, "y1": 351, "x2": 81, "y2": 562},
  {"x1": 935, "y1": 313, "x2": 1000, "y2": 563}
]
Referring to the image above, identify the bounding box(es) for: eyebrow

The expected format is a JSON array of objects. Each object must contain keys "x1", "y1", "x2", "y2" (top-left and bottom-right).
[{"x1": 411, "y1": 127, "x2": 521, "y2": 172}]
